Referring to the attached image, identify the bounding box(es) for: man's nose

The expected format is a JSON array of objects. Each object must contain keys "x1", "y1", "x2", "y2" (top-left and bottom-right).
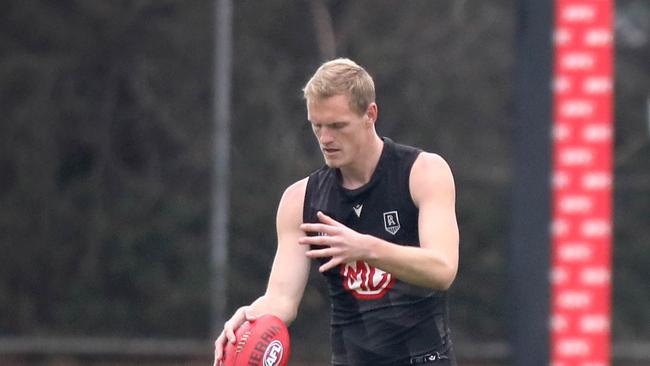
[{"x1": 319, "y1": 129, "x2": 334, "y2": 145}]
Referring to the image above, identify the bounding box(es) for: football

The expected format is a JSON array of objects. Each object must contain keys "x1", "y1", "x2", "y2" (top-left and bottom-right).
[{"x1": 223, "y1": 314, "x2": 290, "y2": 366}]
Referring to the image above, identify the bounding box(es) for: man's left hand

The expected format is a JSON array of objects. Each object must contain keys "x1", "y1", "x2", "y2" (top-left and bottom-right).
[{"x1": 298, "y1": 211, "x2": 372, "y2": 272}]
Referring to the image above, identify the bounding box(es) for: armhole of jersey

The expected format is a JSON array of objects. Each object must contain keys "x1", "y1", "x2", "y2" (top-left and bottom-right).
[
  {"x1": 302, "y1": 175, "x2": 313, "y2": 224},
  {"x1": 407, "y1": 150, "x2": 423, "y2": 208}
]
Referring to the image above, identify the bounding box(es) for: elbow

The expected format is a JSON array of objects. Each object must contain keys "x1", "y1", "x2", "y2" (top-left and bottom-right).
[
  {"x1": 431, "y1": 262, "x2": 458, "y2": 291},
  {"x1": 437, "y1": 275, "x2": 455, "y2": 291},
  {"x1": 418, "y1": 240, "x2": 458, "y2": 290}
]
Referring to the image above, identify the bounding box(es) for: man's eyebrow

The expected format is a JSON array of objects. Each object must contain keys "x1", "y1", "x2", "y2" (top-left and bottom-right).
[{"x1": 308, "y1": 120, "x2": 349, "y2": 126}]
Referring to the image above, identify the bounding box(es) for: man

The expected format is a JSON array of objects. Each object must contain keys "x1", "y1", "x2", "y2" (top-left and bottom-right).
[{"x1": 214, "y1": 58, "x2": 459, "y2": 366}]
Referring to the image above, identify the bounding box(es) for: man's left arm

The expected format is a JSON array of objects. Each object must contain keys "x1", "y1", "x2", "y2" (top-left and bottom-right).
[
  {"x1": 367, "y1": 152, "x2": 459, "y2": 289},
  {"x1": 299, "y1": 153, "x2": 459, "y2": 290}
]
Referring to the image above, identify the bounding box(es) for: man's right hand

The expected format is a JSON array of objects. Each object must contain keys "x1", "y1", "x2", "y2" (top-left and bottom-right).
[{"x1": 213, "y1": 306, "x2": 258, "y2": 366}]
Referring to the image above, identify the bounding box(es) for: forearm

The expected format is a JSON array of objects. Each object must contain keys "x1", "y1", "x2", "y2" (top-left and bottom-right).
[{"x1": 365, "y1": 235, "x2": 457, "y2": 290}]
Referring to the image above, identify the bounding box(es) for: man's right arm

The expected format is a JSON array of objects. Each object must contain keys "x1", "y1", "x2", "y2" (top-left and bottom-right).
[
  {"x1": 214, "y1": 178, "x2": 310, "y2": 365},
  {"x1": 247, "y1": 178, "x2": 310, "y2": 323}
]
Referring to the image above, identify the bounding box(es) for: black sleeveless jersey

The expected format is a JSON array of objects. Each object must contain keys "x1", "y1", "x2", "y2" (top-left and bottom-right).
[{"x1": 303, "y1": 138, "x2": 455, "y2": 366}]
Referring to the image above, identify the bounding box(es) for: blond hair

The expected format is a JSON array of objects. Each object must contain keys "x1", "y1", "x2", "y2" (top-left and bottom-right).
[{"x1": 303, "y1": 58, "x2": 375, "y2": 116}]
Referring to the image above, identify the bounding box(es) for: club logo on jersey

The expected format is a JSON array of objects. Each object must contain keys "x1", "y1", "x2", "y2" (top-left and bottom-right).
[
  {"x1": 340, "y1": 261, "x2": 394, "y2": 299},
  {"x1": 383, "y1": 211, "x2": 401, "y2": 235},
  {"x1": 262, "y1": 340, "x2": 283, "y2": 366},
  {"x1": 353, "y1": 203, "x2": 363, "y2": 217}
]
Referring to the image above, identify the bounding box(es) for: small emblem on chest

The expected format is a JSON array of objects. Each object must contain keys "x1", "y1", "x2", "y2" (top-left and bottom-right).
[
  {"x1": 352, "y1": 203, "x2": 363, "y2": 217},
  {"x1": 383, "y1": 211, "x2": 401, "y2": 235}
]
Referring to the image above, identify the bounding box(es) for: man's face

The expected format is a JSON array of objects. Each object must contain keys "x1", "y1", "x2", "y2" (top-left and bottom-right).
[{"x1": 307, "y1": 94, "x2": 371, "y2": 168}]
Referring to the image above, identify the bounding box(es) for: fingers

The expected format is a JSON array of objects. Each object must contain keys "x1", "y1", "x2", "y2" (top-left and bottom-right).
[
  {"x1": 317, "y1": 211, "x2": 342, "y2": 226},
  {"x1": 305, "y1": 244, "x2": 344, "y2": 272},
  {"x1": 300, "y1": 212, "x2": 344, "y2": 234},
  {"x1": 225, "y1": 323, "x2": 236, "y2": 344},
  {"x1": 319, "y1": 257, "x2": 342, "y2": 272},
  {"x1": 300, "y1": 222, "x2": 338, "y2": 236},
  {"x1": 298, "y1": 234, "x2": 337, "y2": 246},
  {"x1": 213, "y1": 331, "x2": 227, "y2": 364},
  {"x1": 306, "y1": 247, "x2": 339, "y2": 259},
  {"x1": 214, "y1": 305, "x2": 254, "y2": 365},
  {"x1": 225, "y1": 306, "x2": 252, "y2": 342}
]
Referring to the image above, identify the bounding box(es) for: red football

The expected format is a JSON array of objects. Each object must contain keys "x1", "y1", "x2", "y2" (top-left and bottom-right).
[{"x1": 223, "y1": 314, "x2": 290, "y2": 366}]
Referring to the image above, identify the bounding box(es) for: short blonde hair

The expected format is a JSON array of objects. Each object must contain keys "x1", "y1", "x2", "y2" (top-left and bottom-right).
[{"x1": 303, "y1": 58, "x2": 375, "y2": 116}]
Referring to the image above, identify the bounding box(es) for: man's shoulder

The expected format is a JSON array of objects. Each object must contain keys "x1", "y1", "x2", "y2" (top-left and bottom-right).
[
  {"x1": 409, "y1": 152, "x2": 455, "y2": 206},
  {"x1": 414, "y1": 151, "x2": 449, "y2": 166},
  {"x1": 412, "y1": 152, "x2": 453, "y2": 180},
  {"x1": 277, "y1": 178, "x2": 309, "y2": 224},
  {"x1": 282, "y1": 177, "x2": 309, "y2": 201}
]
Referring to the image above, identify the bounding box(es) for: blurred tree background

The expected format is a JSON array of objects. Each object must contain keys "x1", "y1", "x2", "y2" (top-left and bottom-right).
[{"x1": 0, "y1": 0, "x2": 648, "y2": 363}]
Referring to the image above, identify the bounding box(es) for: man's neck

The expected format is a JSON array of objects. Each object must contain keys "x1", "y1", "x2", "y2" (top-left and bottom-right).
[{"x1": 339, "y1": 135, "x2": 384, "y2": 190}]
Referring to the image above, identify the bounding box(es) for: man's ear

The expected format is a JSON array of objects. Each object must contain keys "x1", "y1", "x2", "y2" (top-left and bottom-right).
[{"x1": 365, "y1": 102, "x2": 378, "y2": 125}]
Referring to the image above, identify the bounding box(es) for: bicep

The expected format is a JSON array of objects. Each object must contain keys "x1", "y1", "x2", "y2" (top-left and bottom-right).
[
  {"x1": 264, "y1": 179, "x2": 311, "y2": 304},
  {"x1": 411, "y1": 154, "x2": 459, "y2": 262}
]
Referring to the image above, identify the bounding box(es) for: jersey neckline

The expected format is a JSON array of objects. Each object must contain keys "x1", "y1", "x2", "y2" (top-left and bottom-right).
[{"x1": 336, "y1": 137, "x2": 393, "y2": 201}]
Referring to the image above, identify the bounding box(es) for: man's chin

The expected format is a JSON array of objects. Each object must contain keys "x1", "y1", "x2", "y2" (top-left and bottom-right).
[{"x1": 323, "y1": 157, "x2": 341, "y2": 168}]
